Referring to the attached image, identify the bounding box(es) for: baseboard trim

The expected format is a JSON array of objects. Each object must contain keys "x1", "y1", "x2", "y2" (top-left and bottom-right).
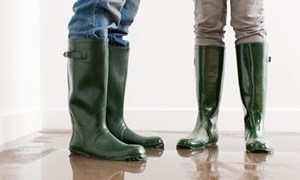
[
  {"x1": 0, "y1": 110, "x2": 42, "y2": 145},
  {"x1": 42, "y1": 109, "x2": 300, "y2": 132}
]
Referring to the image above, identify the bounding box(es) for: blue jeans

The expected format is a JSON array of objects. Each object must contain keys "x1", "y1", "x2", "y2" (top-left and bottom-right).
[{"x1": 68, "y1": 0, "x2": 140, "y2": 47}]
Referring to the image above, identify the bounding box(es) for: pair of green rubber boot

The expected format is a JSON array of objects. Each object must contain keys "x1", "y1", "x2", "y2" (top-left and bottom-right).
[
  {"x1": 177, "y1": 43, "x2": 273, "y2": 153},
  {"x1": 64, "y1": 39, "x2": 164, "y2": 161}
]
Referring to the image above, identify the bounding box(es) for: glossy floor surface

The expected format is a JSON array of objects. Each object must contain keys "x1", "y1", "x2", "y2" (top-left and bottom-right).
[{"x1": 0, "y1": 130, "x2": 300, "y2": 180}]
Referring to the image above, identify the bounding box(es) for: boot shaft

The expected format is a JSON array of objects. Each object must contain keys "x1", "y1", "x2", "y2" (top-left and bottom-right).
[
  {"x1": 194, "y1": 46, "x2": 225, "y2": 126},
  {"x1": 236, "y1": 43, "x2": 268, "y2": 129},
  {"x1": 107, "y1": 46, "x2": 130, "y2": 113},
  {"x1": 67, "y1": 39, "x2": 109, "y2": 115},
  {"x1": 66, "y1": 39, "x2": 109, "y2": 138}
]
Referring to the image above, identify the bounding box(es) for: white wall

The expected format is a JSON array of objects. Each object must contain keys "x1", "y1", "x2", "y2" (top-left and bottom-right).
[
  {"x1": 0, "y1": 0, "x2": 42, "y2": 145},
  {"x1": 40, "y1": 0, "x2": 73, "y2": 130},
  {"x1": 41, "y1": 0, "x2": 300, "y2": 132}
]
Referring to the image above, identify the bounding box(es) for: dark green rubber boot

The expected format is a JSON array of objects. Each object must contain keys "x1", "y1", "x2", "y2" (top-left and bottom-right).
[
  {"x1": 106, "y1": 45, "x2": 164, "y2": 148},
  {"x1": 177, "y1": 46, "x2": 225, "y2": 149},
  {"x1": 236, "y1": 43, "x2": 274, "y2": 153},
  {"x1": 65, "y1": 39, "x2": 147, "y2": 161}
]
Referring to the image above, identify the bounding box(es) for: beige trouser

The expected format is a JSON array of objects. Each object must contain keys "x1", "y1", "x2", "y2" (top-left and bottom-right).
[{"x1": 194, "y1": 0, "x2": 266, "y2": 46}]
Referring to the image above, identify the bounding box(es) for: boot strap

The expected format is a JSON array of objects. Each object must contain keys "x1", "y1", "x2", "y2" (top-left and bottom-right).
[{"x1": 63, "y1": 50, "x2": 87, "y2": 59}]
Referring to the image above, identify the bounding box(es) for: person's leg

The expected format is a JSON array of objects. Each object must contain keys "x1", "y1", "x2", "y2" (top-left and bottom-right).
[
  {"x1": 230, "y1": 0, "x2": 266, "y2": 44},
  {"x1": 106, "y1": 0, "x2": 164, "y2": 148},
  {"x1": 177, "y1": 0, "x2": 227, "y2": 149},
  {"x1": 194, "y1": 0, "x2": 228, "y2": 46},
  {"x1": 231, "y1": 0, "x2": 273, "y2": 152},
  {"x1": 64, "y1": 0, "x2": 146, "y2": 160},
  {"x1": 68, "y1": 0, "x2": 125, "y2": 39},
  {"x1": 107, "y1": 0, "x2": 140, "y2": 46}
]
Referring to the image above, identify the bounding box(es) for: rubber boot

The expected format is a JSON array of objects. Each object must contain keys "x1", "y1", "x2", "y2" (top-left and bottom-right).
[
  {"x1": 236, "y1": 43, "x2": 274, "y2": 153},
  {"x1": 64, "y1": 39, "x2": 146, "y2": 161},
  {"x1": 177, "y1": 46, "x2": 225, "y2": 149},
  {"x1": 106, "y1": 45, "x2": 164, "y2": 148}
]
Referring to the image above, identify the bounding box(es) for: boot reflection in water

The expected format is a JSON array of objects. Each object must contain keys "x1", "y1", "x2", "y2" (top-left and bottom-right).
[
  {"x1": 145, "y1": 148, "x2": 164, "y2": 158},
  {"x1": 69, "y1": 154, "x2": 146, "y2": 180},
  {"x1": 241, "y1": 152, "x2": 274, "y2": 179},
  {"x1": 177, "y1": 146, "x2": 220, "y2": 179}
]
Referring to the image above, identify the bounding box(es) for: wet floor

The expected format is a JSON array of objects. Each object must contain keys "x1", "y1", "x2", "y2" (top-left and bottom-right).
[{"x1": 0, "y1": 130, "x2": 300, "y2": 179}]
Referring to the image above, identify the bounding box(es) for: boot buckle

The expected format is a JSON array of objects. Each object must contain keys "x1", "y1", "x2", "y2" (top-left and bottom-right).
[
  {"x1": 63, "y1": 51, "x2": 71, "y2": 58},
  {"x1": 63, "y1": 50, "x2": 87, "y2": 59}
]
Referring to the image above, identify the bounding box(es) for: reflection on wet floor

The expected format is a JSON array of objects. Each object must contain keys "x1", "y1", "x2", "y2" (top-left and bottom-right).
[
  {"x1": 70, "y1": 154, "x2": 146, "y2": 180},
  {"x1": 0, "y1": 130, "x2": 300, "y2": 179},
  {"x1": 178, "y1": 146, "x2": 221, "y2": 179},
  {"x1": 177, "y1": 146, "x2": 275, "y2": 180}
]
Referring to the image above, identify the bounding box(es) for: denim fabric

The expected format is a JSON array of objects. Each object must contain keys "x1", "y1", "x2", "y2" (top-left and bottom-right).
[
  {"x1": 194, "y1": 0, "x2": 266, "y2": 46},
  {"x1": 68, "y1": 0, "x2": 140, "y2": 47},
  {"x1": 108, "y1": 0, "x2": 140, "y2": 47}
]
